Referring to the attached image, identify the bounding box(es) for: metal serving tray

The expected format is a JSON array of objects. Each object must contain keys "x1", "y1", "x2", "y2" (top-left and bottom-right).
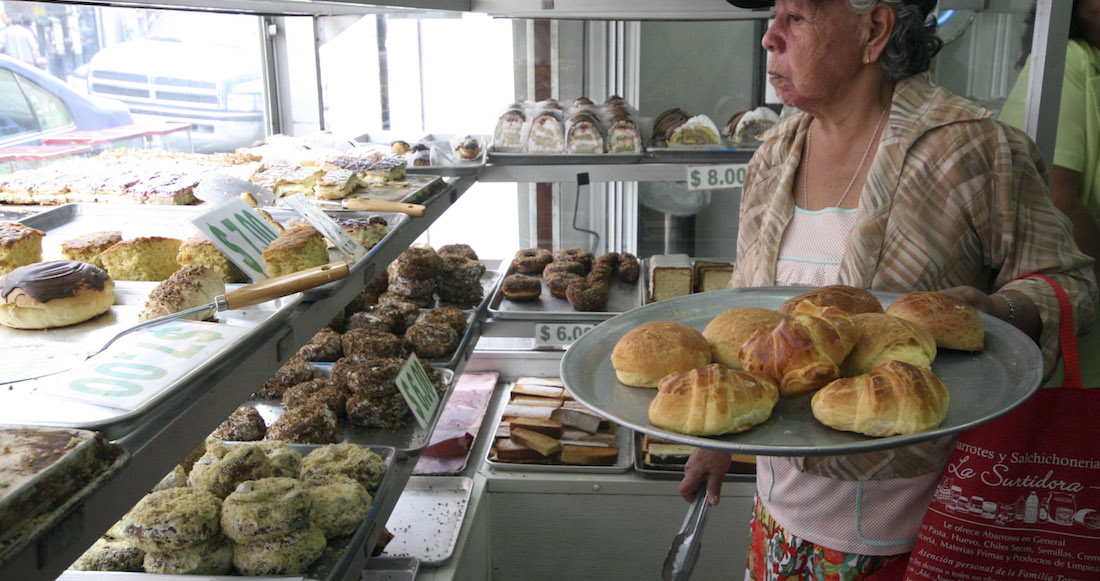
[
  {"x1": 644, "y1": 145, "x2": 756, "y2": 164},
  {"x1": 380, "y1": 476, "x2": 473, "y2": 567},
  {"x1": 247, "y1": 366, "x2": 455, "y2": 456},
  {"x1": 0, "y1": 205, "x2": 303, "y2": 440},
  {"x1": 57, "y1": 443, "x2": 397, "y2": 581},
  {"x1": 560, "y1": 287, "x2": 1044, "y2": 457},
  {"x1": 487, "y1": 148, "x2": 643, "y2": 165},
  {"x1": 484, "y1": 381, "x2": 633, "y2": 474},
  {"x1": 486, "y1": 261, "x2": 644, "y2": 322},
  {"x1": 402, "y1": 134, "x2": 488, "y2": 177}
]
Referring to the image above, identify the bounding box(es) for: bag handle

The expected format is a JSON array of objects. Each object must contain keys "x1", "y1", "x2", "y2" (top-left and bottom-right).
[{"x1": 1014, "y1": 274, "x2": 1082, "y2": 388}]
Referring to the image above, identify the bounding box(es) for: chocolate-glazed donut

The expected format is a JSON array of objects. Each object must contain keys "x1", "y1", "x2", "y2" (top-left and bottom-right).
[{"x1": 512, "y1": 248, "x2": 552, "y2": 274}]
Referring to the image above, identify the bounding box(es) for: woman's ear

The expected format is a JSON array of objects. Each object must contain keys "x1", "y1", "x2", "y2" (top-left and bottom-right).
[{"x1": 864, "y1": 3, "x2": 897, "y2": 64}]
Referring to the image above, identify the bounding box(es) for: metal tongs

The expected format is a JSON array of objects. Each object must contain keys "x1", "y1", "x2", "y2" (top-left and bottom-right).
[{"x1": 662, "y1": 484, "x2": 712, "y2": 581}]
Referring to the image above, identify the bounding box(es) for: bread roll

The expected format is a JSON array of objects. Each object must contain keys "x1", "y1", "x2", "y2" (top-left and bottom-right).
[
  {"x1": 885, "y1": 291, "x2": 984, "y2": 351},
  {"x1": 0, "y1": 260, "x2": 115, "y2": 329},
  {"x1": 739, "y1": 301, "x2": 859, "y2": 397},
  {"x1": 778, "y1": 285, "x2": 883, "y2": 316},
  {"x1": 611, "y1": 321, "x2": 711, "y2": 388},
  {"x1": 648, "y1": 363, "x2": 779, "y2": 435},
  {"x1": 702, "y1": 307, "x2": 783, "y2": 369},
  {"x1": 841, "y1": 313, "x2": 937, "y2": 377},
  {"x1": 811, "y1": 360, "x2": 949, "y2": 437}
]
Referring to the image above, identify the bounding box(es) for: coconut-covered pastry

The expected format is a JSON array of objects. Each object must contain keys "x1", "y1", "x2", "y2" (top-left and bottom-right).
[
  {"x1": 527, "y1": 110, "x2": 565, "y2": 153},
  {"x1": 493, "y1": 107, "x2": 526, "y2": 152},
  {"x1": 669, "y1": 114, "x2": 721, "y2": 146},
  {"x1": 725, "y1": 106, "x2": 780, "y2": 146}
]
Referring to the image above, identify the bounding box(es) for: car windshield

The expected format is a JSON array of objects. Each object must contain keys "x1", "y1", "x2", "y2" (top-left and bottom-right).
[{"x1": 146, "y1": 12, "x2": 259, "y2": 47}]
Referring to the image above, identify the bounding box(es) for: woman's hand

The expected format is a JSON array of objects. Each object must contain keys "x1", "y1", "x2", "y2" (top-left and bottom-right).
[
  {"x1": 679, "y1": 448, "x2": 731, "y2": 506},
  {"x1": 938, "y1": 285, "x2": 1041, "y2": 341}
]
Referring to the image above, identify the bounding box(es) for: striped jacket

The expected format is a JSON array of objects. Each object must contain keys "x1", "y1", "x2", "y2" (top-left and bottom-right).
[{"x1": 731, "y1": 73, "x2": 1096, "y2": 375}]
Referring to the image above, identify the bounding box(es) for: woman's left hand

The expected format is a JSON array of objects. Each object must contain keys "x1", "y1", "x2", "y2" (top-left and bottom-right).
[{"x1": 938, "y1": 285, "x2": 1041, "y2": 341}]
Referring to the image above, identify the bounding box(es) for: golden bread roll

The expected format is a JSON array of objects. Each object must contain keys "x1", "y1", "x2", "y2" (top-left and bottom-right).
[
  {"x1": 648, "y1": 363, "x2": 779, "y2": 435},
  {"x1": 885, "y1": 291, "x2": 984, "y2": 351},
  {"x1": 0, "y1": 260, "x2": 115, "y2": 329},
  {"x1": 778, "y1": 284, "x2": 884, "y2": 316},
  {"x1": 811, "y1": 360, "x2": 949, "y2": 437},
  {"x1": 611, "y1": 321, "x2": 711, "y2": 388},
  {"x1": 702, "y1": 307, "x2": 783, "y2": 369},
  {"x1": 841, "y1": 313, "x2": 937, "y2": 377},
  {"x1": 739, "y1": 301, "x2": 859, "y2": 397}
]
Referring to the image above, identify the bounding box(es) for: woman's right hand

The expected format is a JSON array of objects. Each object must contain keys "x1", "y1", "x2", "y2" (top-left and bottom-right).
[{"x1": 679, "y1": 448, "x2": 731, "y2": 505}]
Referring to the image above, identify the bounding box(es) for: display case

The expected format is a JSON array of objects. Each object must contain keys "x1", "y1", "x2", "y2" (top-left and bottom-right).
[{"x1": 0, "y1": 1, "x2": 1072, "y2": 580}]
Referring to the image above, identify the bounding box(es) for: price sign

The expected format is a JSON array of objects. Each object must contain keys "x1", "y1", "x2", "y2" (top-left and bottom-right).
[
  {"x1": 534, "y1": 322, "x2": 596, "y2": 348},
  {"x1": 395, "y1": 353, "x2": 440, "y2": 429},
  {"x1": 281, "y1": 194, "x2": 367, "y2": 262},
  {"x1": 36, "y1": 322, "x2": 250, "y2": 411},
  {"x1": 191, "y1": 199, "x2": 281, "y2": 281},
  {"x1": 686, "y1": 163, "x2": 748, "y2": 191}
]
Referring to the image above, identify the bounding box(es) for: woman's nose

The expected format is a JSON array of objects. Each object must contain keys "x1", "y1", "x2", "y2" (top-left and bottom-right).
[{"x1": 762, "y1": 21, "x2": 783, "y2": 53}]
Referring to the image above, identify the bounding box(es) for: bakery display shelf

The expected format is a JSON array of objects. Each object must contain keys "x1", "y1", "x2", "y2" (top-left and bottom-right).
[
  {"x1": 361, "y1": 556, "x2": 420, "y2": 580},
  {"x1": 482, "y1": 381, "x2": 633, "y2": 474},
  {"x1": 379, "y1": 476, "x2": 473, "y2": 567},
  {"x1": 560, "y1": 287, "x2": 1043, "y2": 457},
  {"x1": 487, "y1": 148, "x2": 644, "y2": 165},
  {"x1": 640, "y1": 255, "x2": 734, "y2": 304},
  {"x1": 356, "y1": 174, "x2": 448, "y2": 205},
  {"x1": 485, "y1": 260, "x2": 643, "y2": 322},
  {"x1": 631, "y1": 432, "x2": 754, "y2": 483},
  {"x1": 645, "y1": 144, "x2": 758, "y2": 164},
  {"x1": 403, "y1": 134, "x2": 488, "y2": 177}
]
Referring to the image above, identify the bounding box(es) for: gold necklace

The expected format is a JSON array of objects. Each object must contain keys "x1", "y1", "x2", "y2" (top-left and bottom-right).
[{"x1": 802, "y1": 107, "x2": 889, "y2": 209}]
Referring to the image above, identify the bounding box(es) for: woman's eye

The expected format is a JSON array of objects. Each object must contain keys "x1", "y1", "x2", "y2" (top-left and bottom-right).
[{"x1": 789, "y1": 14, "x2": 803, "y2": 23}]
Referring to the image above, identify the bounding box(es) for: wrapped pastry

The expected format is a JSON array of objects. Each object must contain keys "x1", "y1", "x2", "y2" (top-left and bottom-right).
[
  {"x1": 493, "y1": 107, "x2": 526, "y2": 153},
  {"x1": 565, "y1": 110, "x2": 605, "y2": 154},
  {"x1": 526, "y1": 110, "x2": 565, "y2": 154}
]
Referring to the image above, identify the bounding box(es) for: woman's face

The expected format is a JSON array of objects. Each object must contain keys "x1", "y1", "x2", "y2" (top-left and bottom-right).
[{"x1": 761, "y1": 0, "x2": 867, "y2": 111}]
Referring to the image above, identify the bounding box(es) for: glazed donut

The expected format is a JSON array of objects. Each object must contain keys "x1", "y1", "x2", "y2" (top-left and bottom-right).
[
  {"x1": 545, "y1": 272, "x2": 584, "y2": 299},
  {"x1": 594, "y1": 252, "x2": 620, "y2": 269},
  {"x1": 221, "y1": 477, "x2": 312, "y2": 543},
  {"x1": 542, "y1": 261, "x2": 586, "y2": 277},
  {"x1": 566, "y1": 279, "x2": 610, "y2": 312},
  {"x1": 513, "y1": 248, "x2": 553, "y2": 274},
  {"x1": 618, "y1": 252, "x2": 640, "y2": 283},
  {"x1": 587, "y1": 261, "x2": 615, "y2": 283},
  {"x1": 501, "y1": 274, "x2": 542, "y2": 301},
  {"x1": 552, "y1": 248, "x2": 594, "y2": 272}
]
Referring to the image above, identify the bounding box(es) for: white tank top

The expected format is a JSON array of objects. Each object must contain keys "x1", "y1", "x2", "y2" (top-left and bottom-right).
[{"x1": 762, "y1": 204, "x2": 940, "y2": 555}]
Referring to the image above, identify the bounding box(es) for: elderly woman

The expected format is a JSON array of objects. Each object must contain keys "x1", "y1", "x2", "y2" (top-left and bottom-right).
[{"x1": 682, "y1": 0, "x2": 1097, "y2": 578}]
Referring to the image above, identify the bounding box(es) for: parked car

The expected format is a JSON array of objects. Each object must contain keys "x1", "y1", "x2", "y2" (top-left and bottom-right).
[
  {"x1": 82, "y1": 11, "x2": 266, "y2": 153},
  {"x1": 0, "y1": 53, "x2": 132, "y2": 148}
]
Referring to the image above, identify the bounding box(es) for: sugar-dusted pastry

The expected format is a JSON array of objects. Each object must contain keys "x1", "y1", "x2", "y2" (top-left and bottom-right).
[{"x1": 668, "y1": 114, "x2": 721, "y2": 146}]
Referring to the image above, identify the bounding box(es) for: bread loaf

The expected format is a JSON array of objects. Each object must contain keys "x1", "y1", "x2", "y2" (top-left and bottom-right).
[
  {"x1": 611, "y1": 321, "x2": 711, "y2": 388},
  {"x1": 841, "y1": 313, "x2": 937, "y2": 377},
  {"x1": 739, "y1": 301, "x2": 859, "y2": 397},
  {"x1": 778, "y1": 285, "x2": 883, "y2": 316},
  {"x1": 811, "y1": 360, "x2": 949, "y2": 437},
  {"x1": 648, "y1": 363, "x2": 779, "y2": 436},
  {"x1": 509, "y1": 427, "x2": 562, "y2": 457},
  {"x1": 702, "y1": 307, "x2": 783, "y2": 369},
  {"x1": 885, "y1": 291, "x2": 984, "y2": 351}
]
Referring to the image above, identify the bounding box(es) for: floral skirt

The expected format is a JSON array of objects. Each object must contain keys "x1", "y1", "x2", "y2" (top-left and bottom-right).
[{"x1": 746, "y1": 495, "x2": 907, "y2": 581}]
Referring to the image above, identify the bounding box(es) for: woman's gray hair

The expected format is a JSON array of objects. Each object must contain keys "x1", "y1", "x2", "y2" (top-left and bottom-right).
[{"x1": 846, "y1": 0, "x2": 944, "y2": 81}]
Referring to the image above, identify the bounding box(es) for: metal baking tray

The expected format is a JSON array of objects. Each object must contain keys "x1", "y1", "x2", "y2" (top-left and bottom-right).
[
  {"x1": 488, "y1": 148, "x2": 643, "y2": 165},
  {"x1": 484, "y1": 381, "x2": 632, "y2": 474},
  {"x1": 358, "y1": 174, "x2": 448, "y2": 205},
  {"x1": 380, "y1": 476, "x2": 473, "y2": 567},
  {"x1": 560, "y1": 287, "x2": 1044, "y2": 457},
  {"x1": 644, "y1": 145, "x2": 756, "y2": 164},
  {"x1": 247, "y1": 366, "x2": 455, "y2": 456},
  {"x1": 0, "y1": 436, "x2": 128, "y2": 566},
  {"x1": 361, "y1": 556, "x2": 420, "y2": 581},
  {"x1": 632, "y1": 431, "x2": 754, "y2": 482},
  {"x1": 0, "y1": 205, "x2": 303, "y2": 440},
  {"x1": 57, "y1": 443, "x2": 397, "y2": 581},
  {"x1": 486, "y1": 261, "x2": 644, "y2": 322},
  {"x1": 402, "y1": 134, "x2": 487, "y2": 177}
]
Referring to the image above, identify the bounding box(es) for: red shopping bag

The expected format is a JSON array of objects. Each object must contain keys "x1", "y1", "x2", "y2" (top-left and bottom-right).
[{"x1": 897, "y1": 275, "x2": 1100, "y2": 580}]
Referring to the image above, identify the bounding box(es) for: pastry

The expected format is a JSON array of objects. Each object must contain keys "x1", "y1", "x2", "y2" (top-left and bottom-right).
[
  {"x1": 60, "y1": 230, "x2": 122, "y2": 269},
  {"x1": 283, "y1": 377, "x2": 347, "y2": 417},
  {"x1": 138, "y1": 264, "x2": 224, "y2": 322},
  {"x1": 251, "y1": 440, "x2": 302, "y2": 478},
  {"x1": 211, "y1": 405, "x2": 267, "y2": 441},
  {"x1": 618, "y1": 252, "x2": 640, "y2": 283},
  {"x1": 232, "y1": 524, "x2": 326, "y2": 576},
  {"x1": 778, "y1": 285, "x2": 884, "y2": 316},
  {"x1": 565, "y1": 279, "x2": 609, "y2": 311},
  {"x1": 124, "y1": 488, "x2": 222, "y2": 551},
  {"x1": 313, "y1": 167, "x2": 358, "y2": 200},
  {"x1": 725, "y1": 106, "x2": 780, "y2": 145},
  {"x1": 648, "y1": 363, "x2": 779, "y2": 435},
  {"x1": 299, "y1": 443, "x2": 387, "y2": 491},
  {"x1": 552, "y1": 248, "x2": 594, "y2": 271},
  {"x1": 740, "y1": 302, "x2": 860, "y2": 397},
  {"x1": 142, "y1": 534, "x2": 233, "y2": 575},
  {"x1": 501, "y1": 274, "x2": 542, "y2": 301},
  {"x1": 262, "y1": 226, "x2": 328, "y2": 278},
  {"x1": 652, "y1": 108, "x2": 691, "y2": 144},
  {"x1": 842, "y1": 313, "x2": 937, "y2": 377},
  {"x1": 649, "y1": 254, "x2": 692, "y2": 302},
  {"x1": 176, "y1": 233, "x2": 248, "y2": 283},
  {"x1": 390, "y1": 140, "x2": 410, "y2": 155},
  {"x1": 188, "y1": 442, "x2": 275, "y2": 498},
  {"x1": 415, "y1": 306, "x2": 467, "y2": 333},
  {"x1": 606, "y1": 117, "x2": 642, "y2": 153},
  {"x1": 668, "y1": 114, "x2": 721, "y2": 146},
  {"x1": 565, "y1": 111, "x2": 605, "y2": 153},
  {"x1": 694, "y1": 260, "x2": 734, "y2": 292},
  {"x1": 99, "y1": 236, "x2": 182, "y2": 281},
  {"x1": 0, "y1": 221, "x2": 44, "y2": 276},
  {"x1": 438, "y1": 243, "x2": 478, "y2": 260},
  {"x1": 0, "y1": 260, "x2": 115, "y2": 329},
  {"x1": 305, "y1": 474, "x2": 373, "y2": 538},
  {"x1": 513, "y1": 248, "x2": 553, "y2": 274},
  {"x1": 264, "y1": 403, "x2": 340, "y2": 444},
  {"x1": 493, "y1": 107, "x2": 526, "y2": 152},
  {"x1": 546, "y1": 272, "x2": 583, "y2": 299},
  {"x1": 527, "y1": 110, "x2": 565, "y2": 153},
  {"x1": 256, "y1": 357, "x2": 313, "y2": 399},
  {"x1": 812, "y1": 360, "x2": 950, "y2": 436},
  {"x1": 885, "y1": 291, "x2": 985, "y2": 351},
  {"x1": 404, "y1": 321, "x2": 458, "y2": 358},
  {"x1": 336, "y1": 216, "x2": 389, "y2": 250},
  {"x1": 611, "y1": 321, "x2": 712, "y2": 388},
  {"x1": 702, "y1": 307, "x2": 784, "y2": 369},
  {"x1": 295, "y1": 326, "x2": 343, "y2": 362},
  {"x1": 341, "y1": 328, "x2": 403, "y2": 358},
  {"x1": 71, "y1": 537, "x2": 144, "y2": 572},
  {"x1": 455, "y1": 135, "x2": 483, "y2": 159},
  {"x1": 220, "y1": 477, "x2": 312, "y2": 543}
]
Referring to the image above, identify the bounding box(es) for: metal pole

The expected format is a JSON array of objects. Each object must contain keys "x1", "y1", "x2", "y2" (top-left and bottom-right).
[{"x1": 1024, "y1": 0, "x2": 1072, "y2": 174}]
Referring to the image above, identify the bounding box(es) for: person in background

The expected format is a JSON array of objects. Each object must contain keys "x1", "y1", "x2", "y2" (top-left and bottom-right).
[
  {"x1": 0, "y1": 15, "x2": 42, "y2": 67},
  {"x1": 684, "y1": 0, "x2": 1097, "y2": 579},
  {"x1": 999, "y1": 0, "x2": 1100, "y2": 387}
]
